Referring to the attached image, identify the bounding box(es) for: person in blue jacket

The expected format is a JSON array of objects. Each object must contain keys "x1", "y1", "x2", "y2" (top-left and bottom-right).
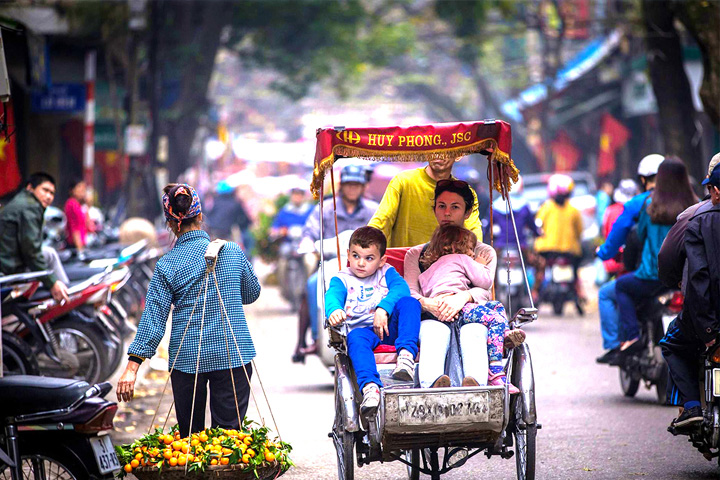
[{"x1": 595, "y1": 154, "x2": 664, "y2": 364}]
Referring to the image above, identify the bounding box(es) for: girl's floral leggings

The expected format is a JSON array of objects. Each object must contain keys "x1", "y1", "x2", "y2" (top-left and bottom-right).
[{"x1": 459, "y1": 301, "x2": 509, "y2": 362}]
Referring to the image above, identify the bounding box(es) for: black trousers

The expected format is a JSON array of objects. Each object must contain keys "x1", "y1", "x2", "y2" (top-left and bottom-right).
[
  {"x1": 660, "y1": 318, "x2": 703, "y2": 406},
  {"x1": 171, "y1": 363, "x2": 253, "y2": 437}
]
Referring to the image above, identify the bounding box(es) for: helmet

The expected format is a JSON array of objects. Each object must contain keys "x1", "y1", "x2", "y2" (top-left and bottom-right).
[
  {"x1": 637, "y1": 154, "x2": 664, "y2": 177},
  {"x1": 547, "y1": 174, "x2": 574, "y2": 198},
  {"x1": 613, "y1": 178, "x2": 639, "y2": 204},
  {"x1": 340, "y1": 164, "x2": 367, "y2": 184}
]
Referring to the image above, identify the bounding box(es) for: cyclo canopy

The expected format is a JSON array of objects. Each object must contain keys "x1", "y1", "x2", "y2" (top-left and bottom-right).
[{"x1": 311, "y1": 120, "x2": 519, "y2": 199}]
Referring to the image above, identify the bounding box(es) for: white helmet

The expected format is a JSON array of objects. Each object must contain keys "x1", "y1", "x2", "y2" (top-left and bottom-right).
[{"x1": 637, "y1": 154, "x2": 664, "y2": 177}]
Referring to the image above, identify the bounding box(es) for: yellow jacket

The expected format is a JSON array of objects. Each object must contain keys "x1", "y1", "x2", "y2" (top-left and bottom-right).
[
  {"x1": 368, "y1": 167, "x2": 483, "y2": 248},
  {"x1": 534, "y1": 199, "x2": 584, "y2": 256}
]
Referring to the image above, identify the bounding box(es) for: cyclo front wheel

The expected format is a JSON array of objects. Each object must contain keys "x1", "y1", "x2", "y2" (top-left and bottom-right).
[
  {"x1": 332, "y1": 372, "x2": 355, "y2": 480},
  {"x1": 513, "y1": 395, "x2": 537, "y2": 480}
]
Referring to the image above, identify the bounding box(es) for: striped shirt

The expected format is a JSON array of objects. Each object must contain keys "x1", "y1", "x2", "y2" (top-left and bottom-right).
[{"x1": 128, "y1": 230, "x2": 260, "y2": 373}]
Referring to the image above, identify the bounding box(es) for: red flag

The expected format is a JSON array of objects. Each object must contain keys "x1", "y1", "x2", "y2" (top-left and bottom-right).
[
  {"x1": 0, "y1": 101, "x2": 21, "y2": 197},
  {"x1": 551, "y1": 130, "x2": 581, "y2": 172},
  {"x1": 597, "y1": 113, "x2": 631, "y2": 177}
]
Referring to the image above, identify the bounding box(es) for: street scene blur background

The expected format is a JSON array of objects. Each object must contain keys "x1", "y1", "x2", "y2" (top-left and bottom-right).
[{"x1": 1, "y1": 1, "x2": 720, "y2": 479}]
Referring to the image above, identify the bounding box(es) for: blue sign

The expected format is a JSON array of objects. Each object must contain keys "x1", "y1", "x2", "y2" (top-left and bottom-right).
[{"x1": 31, "y1": 84, "x2": 86, "y2": 113}]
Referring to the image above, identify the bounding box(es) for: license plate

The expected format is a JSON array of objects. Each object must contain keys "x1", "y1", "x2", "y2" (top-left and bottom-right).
[
  {"x1": 551, "y1": 265, "x2": 574, "y2": 283},
  {"x1": 713, "y1": 369, "x2": 720, "y2": 397},
  {"x1": 90, "y1": 435, "x2": 121, "y2": 474},
  {"x1": 397, "y1": 391, "x2": 490, "y2": 426}
]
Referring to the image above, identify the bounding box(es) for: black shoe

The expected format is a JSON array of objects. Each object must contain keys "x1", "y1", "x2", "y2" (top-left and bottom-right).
[
  {"x1": 619, "y1": 340, "x2": 645, "y2": 356},
  {"x1": 291, "y1": 351, "x2": 306, "y2": 364},
  {"x1": 596, "y1": 348, "x2": 620, "y2": 364},
  {"x1": 672, "y1": 406, "x2": 703, "y2": 429}
]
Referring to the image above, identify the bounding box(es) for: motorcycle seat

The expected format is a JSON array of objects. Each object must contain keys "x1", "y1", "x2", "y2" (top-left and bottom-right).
[
  {"x1": 0, "y1": 375, "x2": 90, "y2": 419},
  {"x1": 64, "y1": 265, "x2": 108, "y2": 282}
]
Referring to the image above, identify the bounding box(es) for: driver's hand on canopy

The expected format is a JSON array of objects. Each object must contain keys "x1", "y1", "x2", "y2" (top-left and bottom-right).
[
  {"x1": 476, "y1": 249, "x2": 493, "y2": 265},
  {"x1": 373, "y1": 308, "x2": 390, "y2": 340},
  {"x1": 437, "y1": 292, "x2": 470, "y2": 322},
  {"x1": 328, "y1": 309, "x2": 347, "y2": 326}
]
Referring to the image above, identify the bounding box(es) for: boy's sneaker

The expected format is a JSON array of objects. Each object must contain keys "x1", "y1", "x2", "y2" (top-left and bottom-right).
[
  {"x1": 392, "y1": 350, "x2": 415, "y2": 381},
  {"x1": 672, "y1": 406, "x2": 703, "y2": 429},
  {"x1": 360, "y1": 383, "x2": 380, "y2": 417}
]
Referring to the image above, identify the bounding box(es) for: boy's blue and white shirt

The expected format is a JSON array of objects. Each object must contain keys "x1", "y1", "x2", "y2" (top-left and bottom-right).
[
  {"x1": 325, "y1": 264, "x2": 410, "y2": 330},
  {"x1": 128, "y1": 230, "x2": 260, "y2": 374}
]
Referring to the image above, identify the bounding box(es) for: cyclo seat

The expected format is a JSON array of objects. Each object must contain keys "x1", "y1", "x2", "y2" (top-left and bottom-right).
[{"x1": 0, "y1": 375, "x2": 90, "y2": 419}]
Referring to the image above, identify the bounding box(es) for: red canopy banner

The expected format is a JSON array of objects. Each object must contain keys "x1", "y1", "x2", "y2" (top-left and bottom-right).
[
  {"x1": 597, "y1": 113, "x2": 630, "y2": 177},
  {"x1": 0, "y1": 101, "x2": 21, "y2": 197},
  {"x1": 312, "y1": 120, "x2": 517, "y2": 198}
]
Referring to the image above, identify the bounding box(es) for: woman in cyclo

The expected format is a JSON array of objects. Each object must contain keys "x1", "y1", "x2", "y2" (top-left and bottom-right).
[{"x1": 404, "y1": 180, "x2": 525, "y2": 390}]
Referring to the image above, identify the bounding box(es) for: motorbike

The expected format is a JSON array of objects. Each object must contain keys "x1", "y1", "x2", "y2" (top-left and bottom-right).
[
  {"x1": 0, "y1": 375, "x2": 120, "y2": 479},
  {"x1": 495, "y1": 245, "x2": 532, "y2": 314},
  {"x1": 616, "y1": 290, "x2": 682, "y2": 404},
  {"x1": 276, "y1": 225, "x2": 307, "y2": 311},
  {"x1": 538, "y1": 253, "x2": 581, "y2": 316}
]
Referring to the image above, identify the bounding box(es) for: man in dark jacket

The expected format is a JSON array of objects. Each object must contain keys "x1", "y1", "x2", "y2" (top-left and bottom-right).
[
  {"x1": 660, "y1": 161, "x2": 720, "y2": 431},
  {"x1": 0, "y1": 172, "x2": 69, "y2": 302}
]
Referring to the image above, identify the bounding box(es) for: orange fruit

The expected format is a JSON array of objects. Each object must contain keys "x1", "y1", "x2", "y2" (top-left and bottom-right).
[
  {"x1": 135, "y1": 453, "x2": 143, "y2": 460},
  {"x1": 190, "y1": 439, "x2": 199, "y2": 447},
  {"x1": 181, "y1": 444, "x2": 190, "y2": 454},
  {"x1": 172, "y1": 441, "x2": 182, "y2": 451},
  {"x1": 199, "y1": 433, "x2": 209, "y2": 443},
  {"x1": 220, "y1": 457, "x2": 229, "y2": 465},
  {"x1": 247, "y1": 448, "x2": 255, "y2": 458},
  {"x1": 210, "y1": 459, "x2": 218, "y2": 466},
  {"x1": 243, "y1": 437, "x2": 252, "y2": 446},
  {"x1": 177, "y1": 455, "x2": 187, "y2": 466},
  {"x1": 130, "y1": 459, "x2": 140, "y2": 468},
  {"x1": 169, "y1": 457, "x2": 178, "y2": 467},
  {"x1": 242, "y1": 454, "x2": 250, "y2": 464},
  {"x1": 163, "y1": 435, "x2": 173, "y2": 445},
  {"x1": 163, "y1": 449, "x2": 172, "y2": 460},
  {"x1": 265, "y1": 452, "x2": 276, "y2": 462},
  {"x1": 221, "y1": 448, "x2": 232, "y2": 455},
  {"x1": 124, "y1": 464, "x2": 133, "y2": 473}
]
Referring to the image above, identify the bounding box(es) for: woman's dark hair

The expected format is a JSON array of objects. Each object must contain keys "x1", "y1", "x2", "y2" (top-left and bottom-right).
[
  {"x1": 434, "y1": 179, "x2": 474, "y2": 213},
  {"x1": 647, "y1": 157, "x2": 697, "y2": 225},
  {"x1": 163, "y1": 183, "x2": 202, "y2": 229},
  {"x1": 69, "y1": 178, "x2": 84, "y2": 193}
]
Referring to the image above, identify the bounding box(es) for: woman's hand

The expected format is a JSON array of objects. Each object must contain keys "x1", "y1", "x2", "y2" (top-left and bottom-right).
[
  {"x1": 373, "y1": 308, "x2": 390, "y2": 340},
  {"x1": 116, "y1": 362, "x2": 140, "y2": 402},
  {"x1": 436, "y1": 291, "x2": 472, "y2": 322},
  {"x1": 419, "y1": 296, "x2": 443, "y2": 319},
  {"x1": 476, "y1": 249, "x2": 493, "y2": 265}
]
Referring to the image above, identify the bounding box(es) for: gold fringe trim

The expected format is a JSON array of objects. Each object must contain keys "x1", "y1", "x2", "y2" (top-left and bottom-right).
[{"x1": 310, "y1": 138, "x2": 519, "y2": 199}]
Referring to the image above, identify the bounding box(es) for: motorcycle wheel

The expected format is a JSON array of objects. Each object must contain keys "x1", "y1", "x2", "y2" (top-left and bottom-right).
[
  {"x1": 619, "y1": 367, "x2": 640, "y2": 398},
  {"x1": 46, "y1": 319, "x2": 107, "y2": 384},
  {"x1": 0, "y1": 454, "x2": 85, "y2": 480},
  {"x1": 552, "y1": 300, "x2": 564, "y2": 316},
  {"x1": 2, "y1": 332, "x2": 40, "y2": 376}
]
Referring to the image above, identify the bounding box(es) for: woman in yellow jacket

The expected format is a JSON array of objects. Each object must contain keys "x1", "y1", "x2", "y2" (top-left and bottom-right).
[{"x1": 533, "y1": 174, "x2": 585, "y2": 304}]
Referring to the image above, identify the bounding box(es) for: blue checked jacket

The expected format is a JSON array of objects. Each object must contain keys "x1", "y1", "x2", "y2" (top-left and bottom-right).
[{"x1": 128, "y1": 230, "x2": 261, "y2": 373}]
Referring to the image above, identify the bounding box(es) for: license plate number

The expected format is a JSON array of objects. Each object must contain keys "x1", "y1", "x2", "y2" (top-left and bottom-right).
[
  {"x1": 90, "y1": 435, "x2": 121, "y2": 474},
  {"x1": 551, "y1": 265, "x2": 574, "y2": 283},
  {"x1": 398, "y1": 391, "x2": 490, "y2": 426},
  {"x1": 713, "y1": 369, "x2": 720, "y2": 397}
]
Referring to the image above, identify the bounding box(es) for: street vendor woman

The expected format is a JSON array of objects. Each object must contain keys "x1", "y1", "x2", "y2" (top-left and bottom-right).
[
  {"x1": 116, "y1": 183, "x2": 261, "y2": 437},
  {"x1": 368, "y1": 157, "x2": 484, "y2": 247}
]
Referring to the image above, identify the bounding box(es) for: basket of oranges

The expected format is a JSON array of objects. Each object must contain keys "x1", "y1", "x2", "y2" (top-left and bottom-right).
[{"x1": 115, "y1": 421, "x2": 292, "y2": 479}]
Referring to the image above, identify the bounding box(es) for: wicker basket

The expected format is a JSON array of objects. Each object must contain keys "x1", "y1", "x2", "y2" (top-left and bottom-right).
[{"x1": 131, "y1": 461, "x2": 285, "y2": 480}]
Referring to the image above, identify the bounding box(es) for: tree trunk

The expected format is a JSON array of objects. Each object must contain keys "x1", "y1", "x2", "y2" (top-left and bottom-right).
[
  {"x1": 674, "y1": 0, "x2": 720, "y2": 128},
  {"x1": 642, "y1": 0, "x2": 704, "y2": 181}
]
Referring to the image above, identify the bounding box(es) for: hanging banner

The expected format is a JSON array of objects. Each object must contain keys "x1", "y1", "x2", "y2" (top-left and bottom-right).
[{"x1": 0, "y1": 101, "x2": 21, "y2": 197}]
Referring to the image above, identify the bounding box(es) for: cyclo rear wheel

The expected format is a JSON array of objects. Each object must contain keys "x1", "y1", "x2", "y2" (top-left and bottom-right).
[
  {"x1": 513, "y1": 395, "x2": 537, "y2": 480},
  {"x1": 332, "y1": 371, "x2": 355, "y2": 480}
]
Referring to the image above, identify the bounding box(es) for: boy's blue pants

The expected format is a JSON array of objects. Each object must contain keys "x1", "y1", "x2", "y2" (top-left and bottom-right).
[{"x1": 346, "y1": 296, "x2": 421, "y2": 390}]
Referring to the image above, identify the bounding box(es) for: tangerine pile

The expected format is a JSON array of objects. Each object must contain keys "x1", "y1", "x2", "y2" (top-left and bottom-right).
[{"x1": 115, "y1": 422, "x2": 292, "y2": 477}]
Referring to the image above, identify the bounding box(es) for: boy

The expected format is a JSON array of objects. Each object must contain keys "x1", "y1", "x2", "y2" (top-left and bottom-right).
[{"x1": 325, "y1": 226, "x2": 421, "y2": 416}]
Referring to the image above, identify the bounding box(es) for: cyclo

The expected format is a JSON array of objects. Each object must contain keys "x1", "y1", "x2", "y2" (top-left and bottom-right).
[{"x1": 310, "y1": 120, "x2": 539, "y2": 480}]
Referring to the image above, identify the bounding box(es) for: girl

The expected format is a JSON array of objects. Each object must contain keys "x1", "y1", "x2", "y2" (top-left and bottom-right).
[{"x1": 418, "y1": 224, "x2": 523, "y2": 390}]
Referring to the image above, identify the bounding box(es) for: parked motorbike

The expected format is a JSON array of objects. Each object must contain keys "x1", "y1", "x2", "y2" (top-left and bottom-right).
[
  {"x1": 0, "y1": 375, "x2": 120, "y2": 479},
  {"x1": 615, "y1": 290, "x2": 682, "y2": 404},
  {"x1": 538, "y1": 253, "x2": 582, "y2": 316}
]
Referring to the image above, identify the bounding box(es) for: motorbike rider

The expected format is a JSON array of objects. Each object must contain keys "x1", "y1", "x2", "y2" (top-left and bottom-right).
[
  {"x1": 595, "y1": 154, "x2": 664, "y2": 364},
  {"x1": 292, "y1": 164, "x2": 379, "y2": 362},
  {"x1": 0, "y1": 172, "x2": 69, "y2": 302},
  {"x1": 660, "y1": 162, "x2": 720, "y2": 431},
  {"x1": 532, "y1": 174, "x2": 584, "y2": 304},
  {"x1": 368, "y1": 156, "x2": 484, "y2": 247}
]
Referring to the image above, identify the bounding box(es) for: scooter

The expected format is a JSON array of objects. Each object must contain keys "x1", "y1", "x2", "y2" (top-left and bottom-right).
[
  {"x1": 538, "y1": 253, "x2": 582, "y2": 316},
  {"x1": 0, "y1": 375, "x2": 120, "y2": 479},
  {"x1": 616, "y1": 290, "x2": 681, "y2": 404}
]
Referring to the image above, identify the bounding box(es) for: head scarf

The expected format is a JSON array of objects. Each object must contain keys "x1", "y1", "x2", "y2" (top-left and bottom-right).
[{"x1": 162, "y1": 184, "x2": 202, "y2": 228}]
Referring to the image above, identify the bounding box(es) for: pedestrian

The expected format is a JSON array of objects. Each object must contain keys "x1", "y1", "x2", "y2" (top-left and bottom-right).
[
  {"x1": 116, "y1": 183, "x2": 261, "y2": 438},
  {"x1": 65, "y1": 179, "x2": 88, "y2": 252},
  {"x1": 616, "y1": 158, "x2": 696, "y2": 356},
  {"x1": 661, "y1": 160, "x2": 720, "y2": 431},
  {"x1": 368, "y1": 158, "x2": 484, "y2": 247},
  {"x1": 325, "y1": 226, "x2": 421, "y2": 416},
  {"x1": 595, "y1": 181, "x2": 614, "y2": 227}
]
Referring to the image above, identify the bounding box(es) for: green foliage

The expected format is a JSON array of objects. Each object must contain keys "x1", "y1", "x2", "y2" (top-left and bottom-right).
[{"x1": 252, "y1": 194, "x2": 290, "y2": 263}]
